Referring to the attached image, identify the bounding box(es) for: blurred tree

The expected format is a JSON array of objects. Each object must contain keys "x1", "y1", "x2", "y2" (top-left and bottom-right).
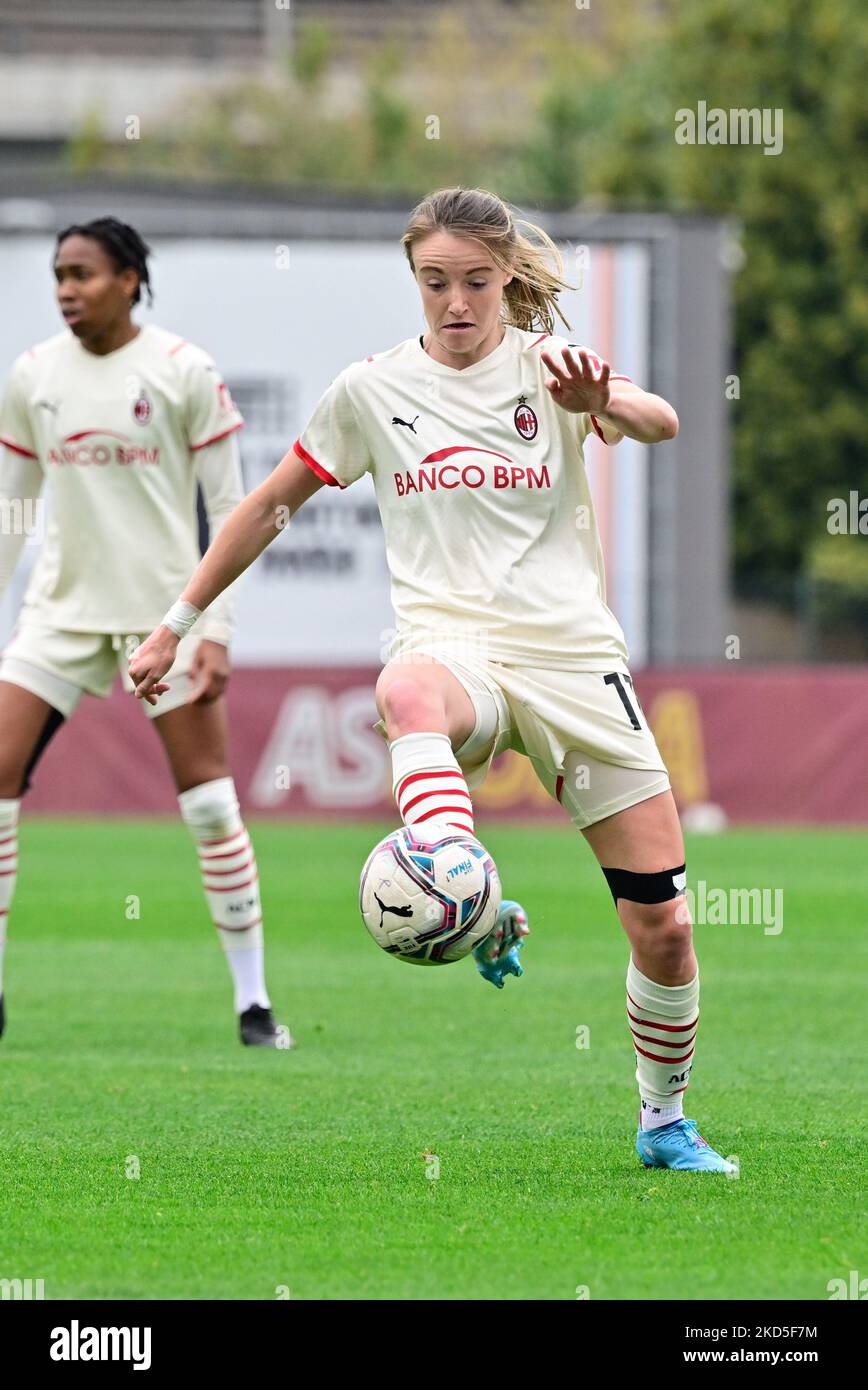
[
  {"x1": 584, "y1": 0, "x2": 868, "y2": 596},
  {"x1": 365, "y1": 41, "x2": 414, "y2": 173},
  {"x1": 288, "y1": 21, "x2": 334, "y2": 92}
]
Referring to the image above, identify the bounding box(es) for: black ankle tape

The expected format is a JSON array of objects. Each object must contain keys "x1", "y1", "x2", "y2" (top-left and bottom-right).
[{"x1": 602, "y1": 863, "x2": 686, "y2": 906}]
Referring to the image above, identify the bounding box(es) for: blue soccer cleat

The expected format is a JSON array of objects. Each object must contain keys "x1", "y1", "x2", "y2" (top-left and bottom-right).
[
  {"x1": 473, "y1": 899, "x2": 529, "y2": 989},
  {"x1": 636, "y1": 1117, "x2": 736, "y2": 1173}
]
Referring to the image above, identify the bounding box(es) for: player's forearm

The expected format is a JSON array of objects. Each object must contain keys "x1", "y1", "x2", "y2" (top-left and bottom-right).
[{"x1": 595, "y1": 389, "x2": 679, "y2": 444}]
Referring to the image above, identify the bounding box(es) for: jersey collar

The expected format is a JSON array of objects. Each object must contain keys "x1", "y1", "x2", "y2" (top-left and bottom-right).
[{"x1": 413, "y1": 323, "x2": 514, "y2": 377}]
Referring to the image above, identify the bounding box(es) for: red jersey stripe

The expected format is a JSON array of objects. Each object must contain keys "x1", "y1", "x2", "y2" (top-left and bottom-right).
[
  {"x1": 190, "y1": 421, "x2": 244, "y2": 452},
  {"x1": 0, "y1": 435, "x2": 38, "y2": 460},
  {"x1": 293, "y1": 437, "x2": 345, "y2": 488}
]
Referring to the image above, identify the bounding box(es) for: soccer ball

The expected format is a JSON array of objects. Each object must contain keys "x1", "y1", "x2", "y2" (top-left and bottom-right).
[{"x1": 359, "y1": 826, "x2": 502, "y2": 965}]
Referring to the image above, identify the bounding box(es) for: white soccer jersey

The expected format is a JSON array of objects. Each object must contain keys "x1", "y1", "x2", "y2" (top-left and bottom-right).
[
  {"x1": 293, "y1": 324, "x2": 632, "y2": 669},
  {"x1": 0, "y1": 324, "x2": 244, "y2": 641}
]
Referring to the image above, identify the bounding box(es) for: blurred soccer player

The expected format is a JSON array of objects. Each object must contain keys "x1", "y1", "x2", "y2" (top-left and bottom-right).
[
  {"x1": 0, "y1": 217, "x2": 289, "y2": 1048},
  {"x1": 130, "y1": 187, "x2": 732, "y2": 1168}
]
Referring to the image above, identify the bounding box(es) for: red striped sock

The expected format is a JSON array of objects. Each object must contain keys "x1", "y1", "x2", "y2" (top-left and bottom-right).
[
  {"x1": 626, "y1": 958, "x2": 699, "y2": 1130},
  {"x1": 390, "y1": 731, "x2": 474, "y2": 838},
  {"x1": 0, "y1": 798, "x2": 20, "y2": 994},
  {"x1": 177, "y1": 777, "x2": 270, "y2": 1013}
]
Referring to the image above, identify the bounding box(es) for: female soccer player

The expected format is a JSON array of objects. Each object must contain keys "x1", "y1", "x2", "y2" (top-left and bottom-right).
[
  {"x1": 130, "y1": 187, "x2": 732, "y2": 1169},
  {"x1": 0, "y1": 217, "x2": 287, "y2": 1048}
]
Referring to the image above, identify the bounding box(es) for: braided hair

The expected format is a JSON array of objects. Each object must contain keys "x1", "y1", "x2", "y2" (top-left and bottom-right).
[{"x1": 55, "y1": 217, "x2": 154, "y2": 306}]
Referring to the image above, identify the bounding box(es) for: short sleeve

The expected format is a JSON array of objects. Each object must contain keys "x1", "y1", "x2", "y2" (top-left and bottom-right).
[
  {"x1": 292, "y1": 367, "x2": 373, "y2": 489},
  {"x1": 0, "y1": 359, "x2": 39, "y2": 460},
  {"x1": 182, "y1": 351, "x2": 244, "y2": 453},
  {"x1": 564, "y1": 343, "x2": 633, "y2": 448}
]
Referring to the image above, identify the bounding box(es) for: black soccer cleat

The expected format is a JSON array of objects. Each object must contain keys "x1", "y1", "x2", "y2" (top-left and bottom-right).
[{"x1": 239, "y1": 1004, "x2": 295, "y2": 1049}]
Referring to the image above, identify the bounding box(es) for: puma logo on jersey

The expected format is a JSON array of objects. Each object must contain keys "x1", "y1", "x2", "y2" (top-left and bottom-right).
[{"x1": 391, "y1": 415, "x2": 419, "y2": 433}]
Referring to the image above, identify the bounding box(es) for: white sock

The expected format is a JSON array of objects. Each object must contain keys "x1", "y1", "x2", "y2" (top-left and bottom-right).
[
  {"x1": 0, "y1": 798, "x2": 21, "y2": 995},
  {"x1": 177, "y1": 777, "x2": 271, "y2": 1014},
  {"x1": 390, "y1": 731, "x2": 474, "y2": 838},
  {"x1": 626, "y1": 958, "x2": 699, "y2": 1131}
]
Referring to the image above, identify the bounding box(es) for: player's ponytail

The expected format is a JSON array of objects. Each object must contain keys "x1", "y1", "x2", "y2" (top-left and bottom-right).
[{"x1": 401, "y1": 187, "x2": 573, "y2": 335}]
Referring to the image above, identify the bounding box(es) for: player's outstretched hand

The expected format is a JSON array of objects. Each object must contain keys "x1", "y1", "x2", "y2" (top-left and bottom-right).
[
  {"x1": 541, "y1": 346, "x2": 611, "y2": 415},
  {"x1": 128, "y1": 626, "x2": 178, "y2": 705}
]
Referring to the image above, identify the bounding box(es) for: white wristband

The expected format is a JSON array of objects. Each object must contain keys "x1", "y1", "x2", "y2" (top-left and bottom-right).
[{"x1": 161, "y1": 599, "x2": 202, "y2": 639}]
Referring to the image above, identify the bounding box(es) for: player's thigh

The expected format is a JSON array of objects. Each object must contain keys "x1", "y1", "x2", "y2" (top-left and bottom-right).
[
  {"x1": 150, "y1": 696, "x2": 231, "y2": 794},
  {"x1": 375, "y1": 654, "x2": 476, "y2": 746},
  {"x1": 0, "y1": 680, "x2": 64, "y2": 797},
  {"x1": 581, "y1": 787, "x2": 684, "y2": 873}
]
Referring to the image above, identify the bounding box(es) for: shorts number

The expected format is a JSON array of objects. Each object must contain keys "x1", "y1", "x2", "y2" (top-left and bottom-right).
[{"x1": 604, "y1": 672, "x2": 641, "y2": 730}]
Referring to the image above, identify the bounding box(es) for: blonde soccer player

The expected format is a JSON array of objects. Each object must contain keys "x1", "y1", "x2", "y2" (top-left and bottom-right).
[
  {"x1": 130, "y1": 187, "x2": 732, "y2": 1169},
  {"x1": 0, "y1": 216, "x2": 289, "y2": 1047}
]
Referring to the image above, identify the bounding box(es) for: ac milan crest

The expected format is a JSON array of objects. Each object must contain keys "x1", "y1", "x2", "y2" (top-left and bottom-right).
[
  {"x1": 513, "y1": 396, "x2": 538, "y2": 440},
  {"x1": 132, "y1": 390, "x2": 152, "y2": 425}
]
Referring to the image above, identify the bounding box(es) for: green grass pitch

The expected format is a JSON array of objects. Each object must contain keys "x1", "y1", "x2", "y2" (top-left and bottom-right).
[{"x1": 0, "y1": 819, "x2": 864, "y2": 1300}]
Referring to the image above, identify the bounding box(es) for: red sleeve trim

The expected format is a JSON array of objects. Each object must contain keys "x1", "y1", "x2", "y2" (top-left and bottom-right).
[
  {"x1": 168, "y1": 339, "x2": 188, "y2": 357},
  {"x1": 189, "y1": 421, "x2": 244, "y2": 452},
  {"x1": 530, "y1": 333, "x2": 550, "y2": 349},
  {"x1": 0, "y1": 435, "x2": 38, "y2": 460},
  {"x1": 292, "y1": 438, "x2": 345, "y2": 489},
  {"x1": 610, "y1": 374, "x2": 633, "y2": 382},
  {"x1": 589, "y1": 414, "x2": 609, "y2": 444}
]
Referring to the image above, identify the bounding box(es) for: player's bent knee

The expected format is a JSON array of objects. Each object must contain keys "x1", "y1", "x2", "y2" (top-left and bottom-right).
[
  {"x1": 601, "y1": 864, "x2": 693, "y2": 954},
  {"x1": 601, "y1": 863, "x2": 687, "y2": 909},
  {"x1": 376, "y1": 673, "x2": 447, "y2": 736},
  {"x1": 619, "y1": 900, "x2": 693, "y2": 973}
]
